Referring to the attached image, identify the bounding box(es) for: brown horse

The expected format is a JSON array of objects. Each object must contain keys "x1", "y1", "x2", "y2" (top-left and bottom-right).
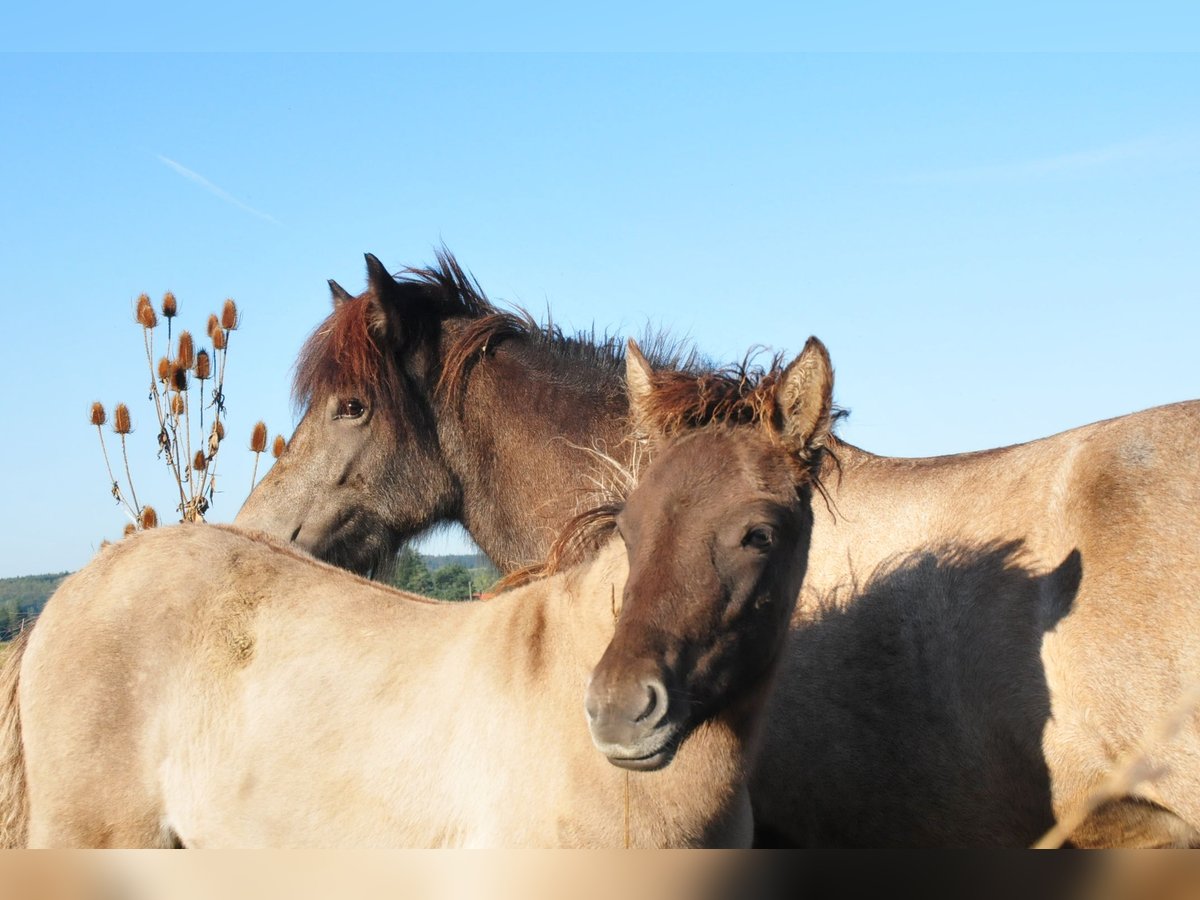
[
  {"x1": 237, "y1": 253, "x2": 1200, "y2": 847},
  {"x1": 0, "y1": 339, "x2": 834, "y2": 848}
]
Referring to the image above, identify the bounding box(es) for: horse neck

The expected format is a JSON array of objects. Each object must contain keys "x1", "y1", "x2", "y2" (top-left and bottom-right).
[
  {"x1": 540, "y1": 540, "x2": 753, "y2": 847},
  {"x1": 435, "y1": 337, "x2": 631, "y2": 573}
]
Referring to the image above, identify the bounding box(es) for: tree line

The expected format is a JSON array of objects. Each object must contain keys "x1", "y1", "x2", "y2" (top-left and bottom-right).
[
  {"x1": 0, "y1": 573, "x2": 67, "y2": 641},
  {"x1": 389, "y1": 548, "x2": 499, "y2": 601}
]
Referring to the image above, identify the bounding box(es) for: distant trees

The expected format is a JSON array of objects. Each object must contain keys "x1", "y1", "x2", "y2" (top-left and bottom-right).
[
  {"x1": 389, "y1": 549, "x2": 498, "y2": 601},
  {"x1": 432, "y1": 564, "x2": 473, "y2": 601},
  {"x1": 392, "y1": 547, "x2": 433, "y2": 595},
  {"x1": 0, "y1": 573, "x2": 65, "y2": 640}
]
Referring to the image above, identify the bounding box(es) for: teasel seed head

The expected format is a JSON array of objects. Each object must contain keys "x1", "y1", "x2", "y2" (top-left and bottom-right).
[
  {"x1": 221, "y1": 298, "x2": 239, "y2": 331},
  {"x1": 135, "y1": 293, "x2": 153, "y2": 325},
  {"x1": 113, "y1": 403, "x2": 132, "y2": 435},
  {"x1": 250, "y1": 420, "x2": 268, "y2": 454},
  {"x1": 194, "y1": 349, "x2": 212, "y2": 380},
  {"x1": 272, "y1": 434, "x2": 286, "y2": 459},
  {"x1": 177, "y1": 331, "x2": 195, "y2": 370},
  {"x1": 157, "y1": 356, "x2": 171, "y2": 382},
  {"x1": 170, "y1": 393, "x2": 185, "y2": 416},
  {"x1": 90, "y1": 401, "x2": 107, "y2": 427},
  {"x1": 140, "y1": 506, "x2": 158, "y2": 529},
  {"x1": 193, "y1": 450, "x2": 207, "y2": 472},
  {"x1": 214, "y1": 419, "x2": 226, "y2": 442},
  {"x1": 207, "y1": 313, "x2": 220, "y2": 338},
  {"x1": 211, "y1": 327, "x2": 227, "y2": 351},
  {"x1": 170, "y1": 364, "x2": 188, "y2": 393},
  {"x1": 137, "y1": 295, "x2": 158, "y2": 329},
  {"x1": 123, "y1": 523, "x2": 137, "y2": 539},
  {"x1": 161, "y1": 291, "x2": 177, "y2": 319}
]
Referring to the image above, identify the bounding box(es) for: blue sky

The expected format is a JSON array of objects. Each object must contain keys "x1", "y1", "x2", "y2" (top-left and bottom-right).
[{"x1": 1, "y1": 40, "x2": 1198, "y2": 576}]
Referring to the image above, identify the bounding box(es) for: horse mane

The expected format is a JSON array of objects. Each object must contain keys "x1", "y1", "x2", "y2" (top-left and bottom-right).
[
  {"x1": 291, "y1": 248, "x2": 497, "y2": 411},
  {"x1": 293, "y1": 247, "x2": 699, "y2": 414},
  {"x1": 638, "y1": 354, "x2": 788, "y2": 436},
  {"x1": 293, "y1": 291, "x2": 386, "y2": 409},
  {"x1": 437, "y1": 312, "x2": 702, "y2": 410}
]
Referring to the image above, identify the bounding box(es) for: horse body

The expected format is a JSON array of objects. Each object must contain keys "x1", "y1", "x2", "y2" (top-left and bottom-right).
[
  {"x1": 16, "y1": 528, "x2": 656, "y2": 847},
  {"x1": 759, "y1": 401, "x2": 1200, "y2": 846},
  {"x1": 235, "y1": 252, "x2": 1200, "y2": 846}
]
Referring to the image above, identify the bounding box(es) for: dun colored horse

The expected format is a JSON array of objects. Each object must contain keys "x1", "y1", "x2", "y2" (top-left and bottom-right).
[
  {"x1": 0, "y1": 339, "x2": 834, "y2": 848},
  {"x1": 237, "y1": 252, "x2": 1200, "y2": 847}
]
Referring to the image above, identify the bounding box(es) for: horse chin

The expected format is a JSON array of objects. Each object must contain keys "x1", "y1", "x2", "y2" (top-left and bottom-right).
[
  {"x1": 605, "y1": 747, "x2": 675, "y2": 772},
  {"x1": 309, "y1": 527, "x2": 398, "y2": 580},
  {"x1": 600, "y1": 728, "x2": 682, "y2": 772}
]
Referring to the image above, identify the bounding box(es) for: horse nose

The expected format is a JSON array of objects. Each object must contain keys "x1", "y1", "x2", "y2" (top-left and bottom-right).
[
  {"x1": 634, "y1": 678, "x2": 668, "y2": 725},
  {"x1": 585, "y1": 675, "x2": 670, "y2": 745}
]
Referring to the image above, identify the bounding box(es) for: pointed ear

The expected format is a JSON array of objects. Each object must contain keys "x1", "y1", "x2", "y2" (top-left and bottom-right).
[
  {"x1": 328, "y1": 279, "x2": 354, "y2": 308},
  {"x1": 365, "y1": 253, "x2": 393, "y2": 294},
  {"x1": 777, "y1": 336, "x2": 834, "y2": 457},
  {"x1": 625, "y1": 339, "x2": 659, "y2": 438},
  {"x1": 362, "y1": 252, "x2": 408, "y2": 339}
]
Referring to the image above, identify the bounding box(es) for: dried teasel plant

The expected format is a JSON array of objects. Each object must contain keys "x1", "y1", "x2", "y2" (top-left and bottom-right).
[
  {"x1": 91, "y1": 289, "x2": 275, "y2": 538},
  {"x1": 249, "y1": 420, "x2": 268, "y2": 490}
]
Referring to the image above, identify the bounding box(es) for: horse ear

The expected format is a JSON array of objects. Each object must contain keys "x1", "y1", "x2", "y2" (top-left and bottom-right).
[
  {"x1": 625, "y1": 339, "x2": 660, "y2": 438},
  {"x1": 777, "y1": 336, "x2": 834, "y2": 457},
  {"x1": 365, "y1": 253, "x2": 393, "y2": 294},
  {"x1": 363, "y1": 253, "x2": 407, "y2": 338},
  {"x1": 328, "y1": 279, "x2": 353, "y2": 308}
]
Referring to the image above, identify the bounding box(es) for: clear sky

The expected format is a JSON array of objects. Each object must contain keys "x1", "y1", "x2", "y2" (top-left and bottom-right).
[{"x1": 1, "y1": 14, "x2": 1198, "y2": 577}]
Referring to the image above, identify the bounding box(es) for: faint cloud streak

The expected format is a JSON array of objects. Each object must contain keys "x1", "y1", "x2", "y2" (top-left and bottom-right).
[
  {"x1": 895, "y1": 135, "x2": 1198, "y2": 185},
  {"x1": 156, "y1": 155, "x2": 281, "y2": 225}
]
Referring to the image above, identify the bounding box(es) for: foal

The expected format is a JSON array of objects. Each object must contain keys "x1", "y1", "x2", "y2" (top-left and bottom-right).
[{"x1": 0, "y1": 339, "x2": 834, "y2": 848}]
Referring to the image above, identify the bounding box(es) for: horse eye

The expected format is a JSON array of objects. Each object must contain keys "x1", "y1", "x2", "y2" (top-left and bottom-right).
[
  {"x1": 742, "y1": 525, "x2": 775, "y2": 552},
  {"x1": 334, "y1": 398, "x2": 366, "y2": 420}
]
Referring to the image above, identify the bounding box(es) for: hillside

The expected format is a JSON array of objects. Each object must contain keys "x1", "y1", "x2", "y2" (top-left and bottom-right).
[{"x1": 0, "y1": 572, "x2": 67, "y2": 640}]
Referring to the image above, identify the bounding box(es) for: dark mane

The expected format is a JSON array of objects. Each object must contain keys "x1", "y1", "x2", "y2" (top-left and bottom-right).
[
  {"x1": 294, "y1": 248, "x2": 698, "y2": 413},
  {"x1": 437, "y1": 312, "x2": 701, "y2": 409},
  {"x1": 399, "y1": 249, "x2": 496, "y2": 320},
  {"x1": 291, "y1": 249, "x2": 497, "y2": 411}
]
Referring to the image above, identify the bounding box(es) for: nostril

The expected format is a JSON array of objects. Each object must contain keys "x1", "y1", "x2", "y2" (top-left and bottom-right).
[
  {"x1": 289, "y1": 525, "x2": 302, "y2": 543},
  {"x1": 635, "y1": 679, "x2": 668, "y2": 725}
]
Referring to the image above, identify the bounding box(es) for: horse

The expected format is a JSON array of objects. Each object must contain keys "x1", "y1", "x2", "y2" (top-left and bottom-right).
[
  {"x1": 0, "y1": 338, "x2": 834, "y2": 848},
  {"x1": 235, "y1": 252, "x2": 1200, "y2": 847}
]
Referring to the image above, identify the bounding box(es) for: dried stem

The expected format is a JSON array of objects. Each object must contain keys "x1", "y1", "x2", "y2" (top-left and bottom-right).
[
  {"x1": 180, "y1": 384, "x2": 197, "y2": 508},
  {"x1": 94, "y1": 423, "x2": 137, "y2": 524},
  {"x1": 117, "y1": 432, "x2": 141, "y2": 519}
]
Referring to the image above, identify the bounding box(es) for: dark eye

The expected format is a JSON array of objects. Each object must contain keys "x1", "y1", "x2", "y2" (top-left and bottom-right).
[
  {"x1": 334, "y1": 398, "x2": 366, "y2": 420},
  {"x1": 742, "y1": 525, "x2": 775, "y2": 552}
]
